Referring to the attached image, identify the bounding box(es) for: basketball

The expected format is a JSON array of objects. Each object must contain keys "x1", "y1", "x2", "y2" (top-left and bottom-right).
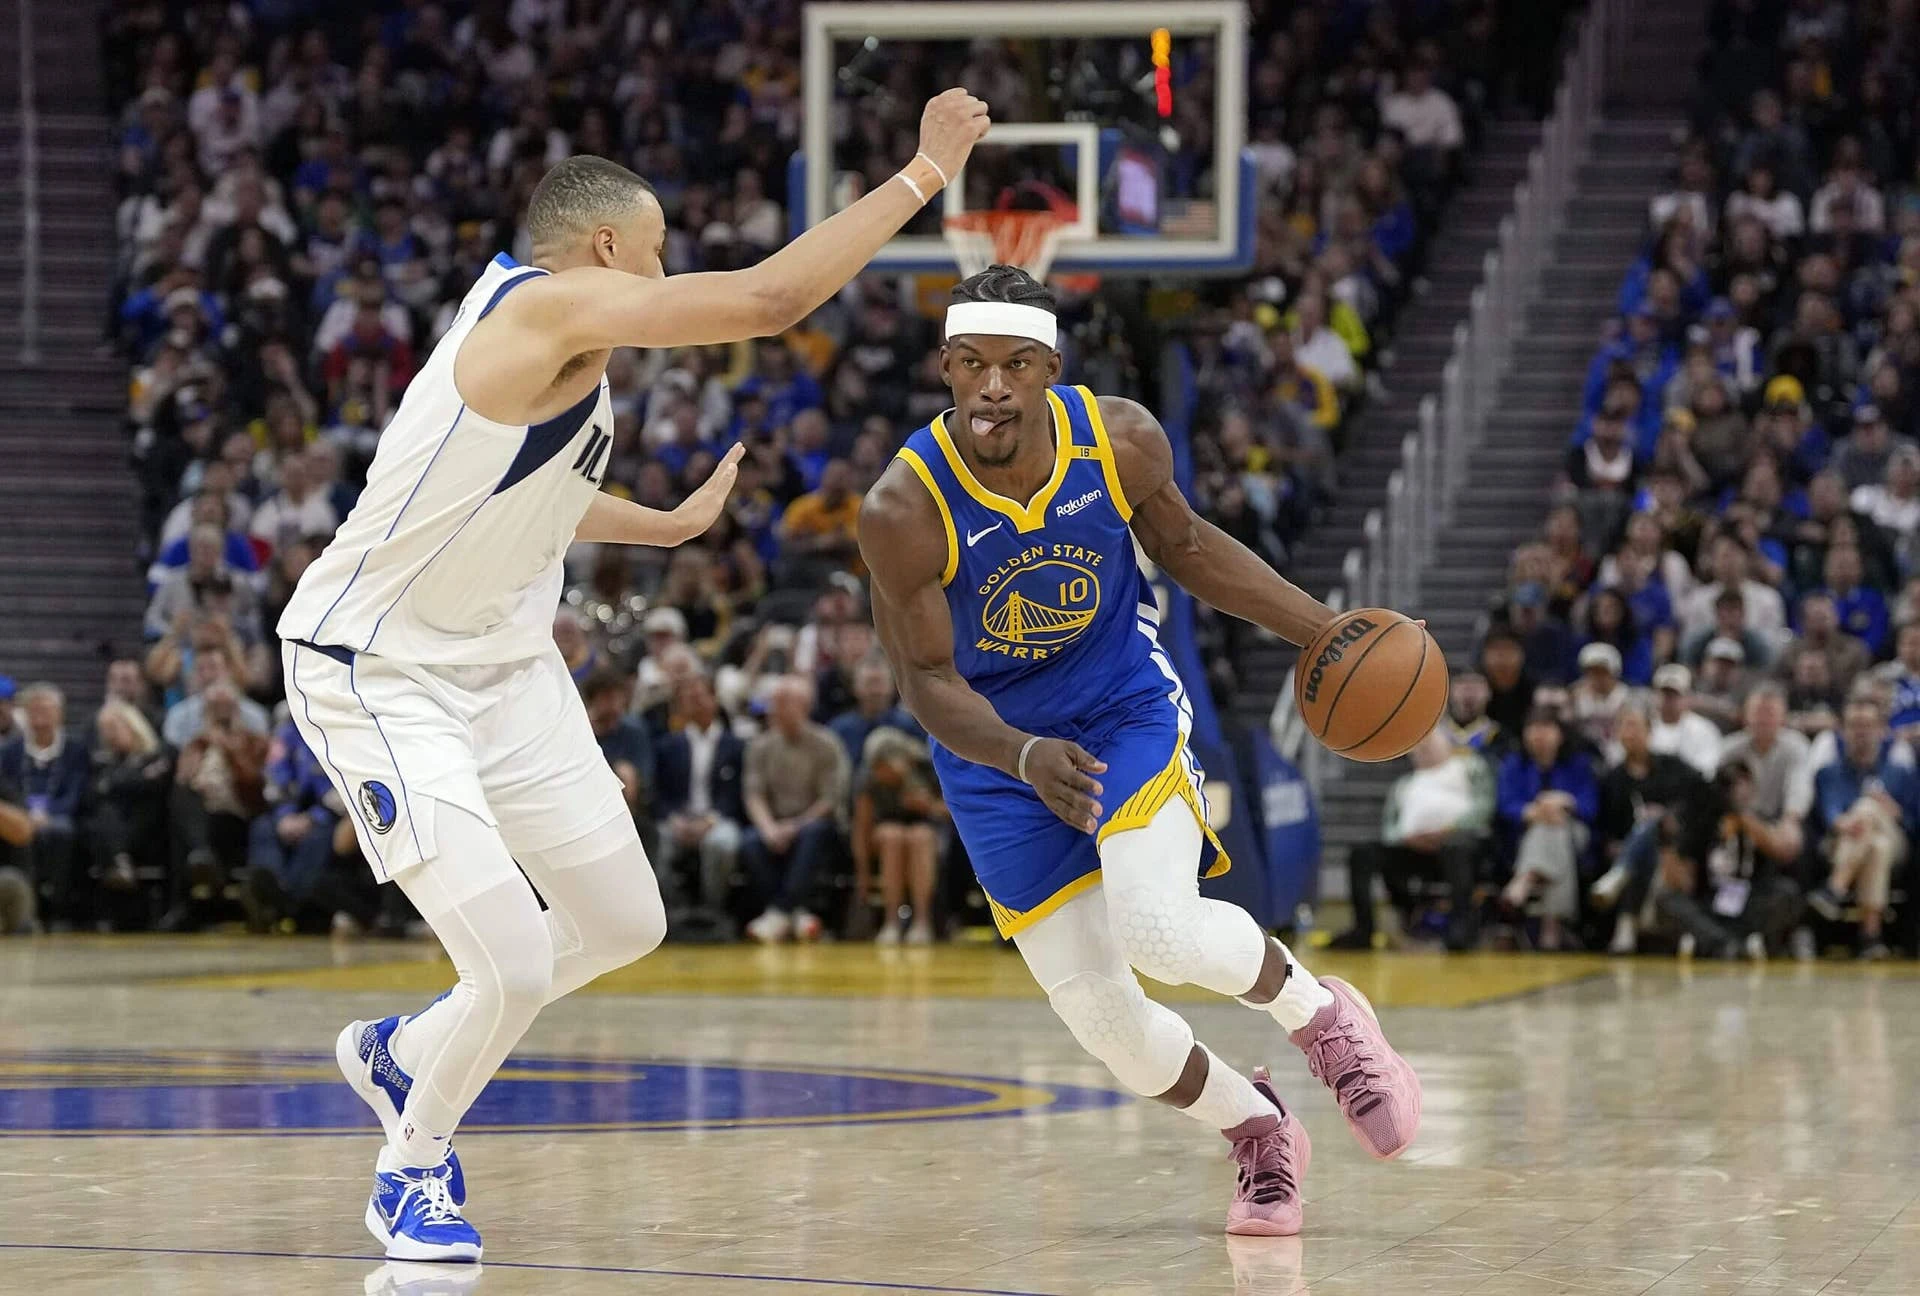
[{"x1": 1293, "y1": 609, "x2": 1449, "y2": 762}]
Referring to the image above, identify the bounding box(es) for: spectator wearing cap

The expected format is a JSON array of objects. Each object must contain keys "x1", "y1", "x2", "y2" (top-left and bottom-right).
[
  {"x1": 1701, "y1": 297, "x2": 1763, "y2": 394},
  {"x1": 1495, "y1": 707, "x2": 1601, "y2": 950},
  {"x1": 1499, "y1": 582, "x2": 1575, "y2": 686},
  {"x1": 1753, "y1": 376, "x2": 1831, "y2": 484},
  {"x1": 1650, "y1": 664, "x2": 1724, "y2": 777},
  {"x1": 1590, "y1": 697, "x2": 1710, "y2": 954},
  {"x1": 1829, "y1": 404, "x2": 1916, "y2": 493},
  {"x1": 1677, "y1": 534, "x2": 1787, "y2": 646},
  {"x1": 1807, "y1": 697, "x2": 1918, "y2": 959},
  {"x1": 1777, "y1": 592, "x2": 1871, "y2": 698},
  {"x1": 1570, "y1": 643, "x2": 1633, "y2": 749},
  {"x1": 1694, "y1": 637, "x2": 1753, "y2": 732},
  {"x1": 0, "y1": 685, "x2": 92, "y2": 930},
  {"x1": 1681, "y1": 588, "x2": 1775, "y2": 671},
  {"x1": 1818, "y1": 543, "x2": 1890, "y2": 658},
  {"x1": 1579, "y1": 587, "x2": 1655, "y2": 687}
]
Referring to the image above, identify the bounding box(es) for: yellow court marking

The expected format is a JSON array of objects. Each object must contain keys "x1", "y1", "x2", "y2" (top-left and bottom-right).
[{"x1": 157, "y1": 945, "x2": 1614, "y2": 1009}]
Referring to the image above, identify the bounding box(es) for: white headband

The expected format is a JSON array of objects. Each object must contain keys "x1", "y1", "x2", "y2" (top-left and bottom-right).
[{"x1": 944, "y1": 301, "x2": 1058, "y2": 349}]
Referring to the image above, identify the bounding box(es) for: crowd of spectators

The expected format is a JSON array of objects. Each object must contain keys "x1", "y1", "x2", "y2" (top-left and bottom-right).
[
  {"x1": 0, "y1": 0, "x2": 1543, "y2": 939},
  {"x1": 1334, "y1": 0, "x2": 1920, "y2": 961}
]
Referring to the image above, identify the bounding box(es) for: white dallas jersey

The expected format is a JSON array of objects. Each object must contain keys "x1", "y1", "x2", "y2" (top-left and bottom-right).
[{"x1": 279, "y1": 254, "x2": 613, "y2": 665}]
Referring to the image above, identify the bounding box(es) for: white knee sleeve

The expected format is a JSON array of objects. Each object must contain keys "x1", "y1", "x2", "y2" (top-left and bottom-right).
[
  {"x1": 1047, "y1": 970, "x2": 1195, "y2": 1097},
  {"x1": 1101, "y1": 800, "x2": 1268, "y2": 995},
  {"x1": 519, "y1": 818, "x2": 667, "y2": 1002}
]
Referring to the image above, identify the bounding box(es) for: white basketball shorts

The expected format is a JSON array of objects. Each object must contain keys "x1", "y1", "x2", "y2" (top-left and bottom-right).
[{"x1": 281, "y1": 640, "x2": 628, "y2": 882}]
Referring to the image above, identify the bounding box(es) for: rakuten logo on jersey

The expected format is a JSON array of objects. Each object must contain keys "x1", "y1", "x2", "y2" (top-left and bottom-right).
[{"x1": 1055, "y1": 489, "x2": 1104, "y2": 517}]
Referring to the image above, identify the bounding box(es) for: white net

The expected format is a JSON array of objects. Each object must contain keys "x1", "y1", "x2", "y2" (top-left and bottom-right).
[{"x1": 941, "y1": 211, "x2": 1070, "y2": 281}]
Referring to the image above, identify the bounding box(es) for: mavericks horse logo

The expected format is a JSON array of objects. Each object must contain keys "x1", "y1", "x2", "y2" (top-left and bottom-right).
[{"x1": 359, "y1": 781, "x2": 398, "y2": 834}]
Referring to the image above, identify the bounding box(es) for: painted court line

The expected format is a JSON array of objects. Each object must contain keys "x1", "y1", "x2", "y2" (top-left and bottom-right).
[{"x1": 0, "y1": 1242, "x2": 1057, "y2": 1295}]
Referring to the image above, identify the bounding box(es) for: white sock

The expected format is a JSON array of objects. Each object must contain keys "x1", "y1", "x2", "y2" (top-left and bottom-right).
[
  {"x1": 1182, "y1": 1046, "x2": 1278, "y2": 1131},
  {"x1": 1244, "y1": 941, "x2": 1334, "y2": 1032},
  {"x1": 390, "y1": 991, "x2": 456, "y2": 1079}
]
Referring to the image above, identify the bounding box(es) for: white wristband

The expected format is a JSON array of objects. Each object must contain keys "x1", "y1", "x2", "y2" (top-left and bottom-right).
[
  {"x1": 896, "y1": 171, "x2": 928, "y2": 204},
  {"x1": 914, "y1": 151, "x2": 950, "y2": 188},
  {"x1": 1016, "y1": 735, "x2": 1043, "y2": 784}
]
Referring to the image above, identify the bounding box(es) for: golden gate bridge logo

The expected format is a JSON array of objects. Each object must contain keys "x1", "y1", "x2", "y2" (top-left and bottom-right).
[{"x1": 980, "y1": 559, "x2": 1101, "y2": 648}]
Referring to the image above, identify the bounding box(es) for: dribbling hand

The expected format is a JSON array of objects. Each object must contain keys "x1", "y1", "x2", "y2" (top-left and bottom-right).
[
  {"x1": 1022, "y1": 738, "x2": 1107, "y2": 834},
  {"x1": 668, "y1": 443, "x2": 746, "y2": 544},
  {"x1": 917, "y1": 89, "x2": 992, "y2": 185}
]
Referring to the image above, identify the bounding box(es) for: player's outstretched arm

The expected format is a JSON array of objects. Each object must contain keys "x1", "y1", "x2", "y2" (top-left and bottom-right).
[
  {"x1": 575, "y1": 444, "x2": 744, "y2": 546},
  {"x1": 860, "y1": 462, "x2": 1107, "y2": 832},
  {"x1": 530, "y1": 91, "x2": 987, "y2": 355},
  {"x1": 1104, "y1": 396, "x2": 1340, "y2": 647}
]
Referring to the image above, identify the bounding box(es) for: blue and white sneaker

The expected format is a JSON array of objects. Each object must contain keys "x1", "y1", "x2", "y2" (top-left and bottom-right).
[
  {"x1": 337, "y1": 991, "x2": 464, "y2": 1205},
  {"x1": 366, "y1": 1151, "x2": 482, "y2": 1263}
]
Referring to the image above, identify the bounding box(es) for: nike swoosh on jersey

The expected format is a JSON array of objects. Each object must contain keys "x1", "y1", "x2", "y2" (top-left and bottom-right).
[{"x1": 966, "y1": 522, "x2": 1004, "y2": 547}]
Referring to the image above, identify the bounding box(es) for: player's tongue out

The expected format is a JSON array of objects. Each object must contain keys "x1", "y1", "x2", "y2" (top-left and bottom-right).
[{"x1": 971, "y1": 411, "x2": 1013, "y2": 435}]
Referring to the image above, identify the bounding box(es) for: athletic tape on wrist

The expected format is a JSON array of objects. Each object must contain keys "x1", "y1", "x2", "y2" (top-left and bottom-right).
[{"x1": 914, "y1": 151, "x2": 950, "y2": 188}]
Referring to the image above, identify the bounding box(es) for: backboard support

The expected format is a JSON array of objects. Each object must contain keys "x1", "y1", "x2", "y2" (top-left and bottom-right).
[{"x1": 793, "y1": 0, "x2": 1253, "y2": 277}]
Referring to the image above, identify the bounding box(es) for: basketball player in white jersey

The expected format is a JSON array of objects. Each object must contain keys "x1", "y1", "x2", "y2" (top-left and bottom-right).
[{"x1": 280, "y1": 90, "x2": 989, "y2": 1263}]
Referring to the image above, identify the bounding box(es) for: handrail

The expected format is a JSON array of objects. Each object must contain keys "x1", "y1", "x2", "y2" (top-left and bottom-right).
[{"x1": 1293, "y1": 0, "x2": 1646, "y2": 786}]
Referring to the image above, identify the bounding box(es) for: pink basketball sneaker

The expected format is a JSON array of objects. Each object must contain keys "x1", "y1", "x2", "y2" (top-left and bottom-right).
[
  {"x1": 1289, "y1": 975, "x2": 1421, "y2": 1160},
  {"x1": 1223, "y1": 1067, "x2": 1311, "y2": 1236}
]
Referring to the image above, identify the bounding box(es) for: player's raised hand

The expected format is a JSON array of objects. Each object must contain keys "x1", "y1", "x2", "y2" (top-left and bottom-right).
[
  {"x1": 669, "y1": 443, "x2": 746, "y2": 544},
  {"x1": 917, "y1": 88, "x2": 991, "y2": 185},
  {"x1": 1022, "y1": 738, "x2": 1108, "y2": 835}
]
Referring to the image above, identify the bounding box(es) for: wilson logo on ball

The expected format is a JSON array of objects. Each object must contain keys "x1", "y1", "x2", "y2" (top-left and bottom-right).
[{"x1": 1301, "y1": 617, "x2": 1378, "y2": 704}]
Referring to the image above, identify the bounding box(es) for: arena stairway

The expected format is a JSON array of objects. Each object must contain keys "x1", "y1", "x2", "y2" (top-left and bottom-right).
[
  {"x1": 0, "y1": 0, "x2": 146, "y2": 705},
  {"x1": 1234, "y1": 0, "x2": 1708, "y2": 899}
]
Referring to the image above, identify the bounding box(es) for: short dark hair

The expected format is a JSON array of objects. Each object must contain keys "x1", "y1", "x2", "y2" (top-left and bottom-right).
[
  {"x1": 579, "y1": 667, "x2": 630, "y2": 705},
  {"x1": 525, "y1": 156, "x2": 656, "y2": 252},
  {"x1": 950, "y1": 264, "x2": 1058, "y2": 313}
]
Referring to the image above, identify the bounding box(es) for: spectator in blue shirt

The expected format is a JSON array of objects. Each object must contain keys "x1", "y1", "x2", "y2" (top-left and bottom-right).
[
  {"x1": 1821, "y1": 543, "x2": 1890, "y2": 657},
  {"x1": 734, "y1": 340, "x2": 824, "y2": 432},
  {"x1": 1496, "y1": 707, "x2": 1601, "y2": 949},
  {"x1": 829, "y1": 659, "x2": 921, "y2": 766},
  {"x1": 243, "y1": 718, "x2": 344, "y2": 932},
  {"x1": 0, "y1": 685, "x2": 93, "y2": 930},
  {"x1": 1807, "y1": 697, "x2": 1920, "y2": 958}
]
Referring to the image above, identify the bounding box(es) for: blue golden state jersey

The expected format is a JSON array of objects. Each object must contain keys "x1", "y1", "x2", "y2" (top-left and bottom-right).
[
  {"x1": 895, "y1": 384, "x2": 1228, "y2": 937},
  {"x1": 895, "y1": 384, "x2": 1162, "y2": 731}
]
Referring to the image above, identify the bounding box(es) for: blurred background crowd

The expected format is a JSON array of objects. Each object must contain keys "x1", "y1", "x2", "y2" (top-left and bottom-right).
[
  {"x1": 4, "y1": 0, "x2": 1587, "y2": 950},
  {"x1": 1332, "y1": 0, "x2": 1920, "y2": 961}
]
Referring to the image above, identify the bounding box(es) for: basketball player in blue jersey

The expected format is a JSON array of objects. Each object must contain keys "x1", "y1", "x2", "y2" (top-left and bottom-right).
[
  {"x1": 860, "y1": 266, "x2": 1424, "y2": 1236},
  {"x1": 278, "y1": 91, "x2": 989, "y2": 1263}
]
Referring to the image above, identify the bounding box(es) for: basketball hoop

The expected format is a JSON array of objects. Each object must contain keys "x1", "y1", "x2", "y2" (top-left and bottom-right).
[{"x1": 942, "y1": 209, "x2": 1070, "y2": 282}]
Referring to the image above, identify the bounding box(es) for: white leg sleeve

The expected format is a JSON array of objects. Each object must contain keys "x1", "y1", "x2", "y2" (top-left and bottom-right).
[
  {"x1": 1098, "y1": 798, "x2": 1271, "y2": 995},
  {"x1": 1015, "y1": 886, "x2": 1196, "y2": 1097},
  {"x1": 516, "y1": 812, "x2": 668, "y2": 1003},
  {"x1": 387, "y1": 801, "x2": 554, "y2": 1164}
]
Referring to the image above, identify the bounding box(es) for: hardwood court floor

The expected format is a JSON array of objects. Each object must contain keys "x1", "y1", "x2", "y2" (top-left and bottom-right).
[{"x1": 2, "y1": 936, "x2": 1918, "y2": 1295}]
